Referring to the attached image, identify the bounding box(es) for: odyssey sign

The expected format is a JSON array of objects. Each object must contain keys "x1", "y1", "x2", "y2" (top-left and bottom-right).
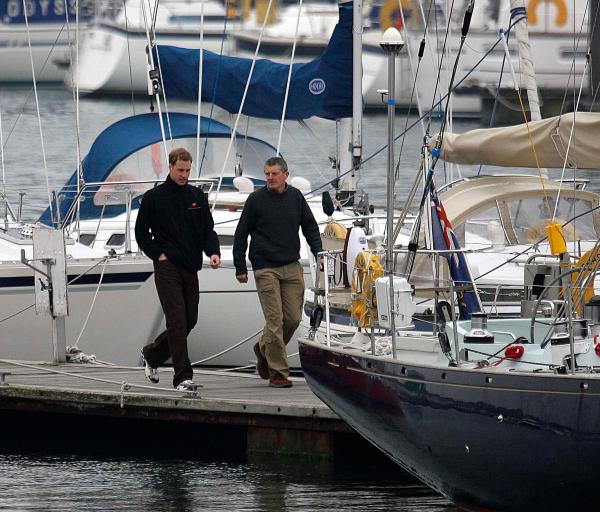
[{"x1": 2, "y1": 0, "x2": 95, "y2": 24}]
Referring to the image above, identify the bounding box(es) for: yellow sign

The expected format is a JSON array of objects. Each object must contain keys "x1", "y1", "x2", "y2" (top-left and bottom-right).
[{"x1": 528, "y1": 0, "x2": 568, "y2": 26}]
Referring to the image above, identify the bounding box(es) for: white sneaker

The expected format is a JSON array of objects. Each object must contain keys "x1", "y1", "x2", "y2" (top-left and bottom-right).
[
  {"x1": 141, "y1": 349, "x2": 159, "y2": 384},
  {"x1": 176, "y1": 379, "x2": 201, "y2": 391}
]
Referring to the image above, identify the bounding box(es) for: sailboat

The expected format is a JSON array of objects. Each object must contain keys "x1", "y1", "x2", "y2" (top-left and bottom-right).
[
  {"x1": 0, "y1": 0, "x2": 98, "y2": 83},
  {"x1": 297, "y1": 1, "x2": 600, "y2": 508}
]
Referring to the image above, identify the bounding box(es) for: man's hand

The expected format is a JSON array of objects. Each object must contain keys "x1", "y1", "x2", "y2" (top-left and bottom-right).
[
  {"x1": 210, "y1": 254, "x2": 221, "y2": 269},
  {"x1": 319, "y1": 256, "x2": 324, "y2": 272},
  {"x1": 158, "y1": 253, "x2": 168, "y2": 261},
  {"x1": 236, "y1": 273, "x2": 248, "y2": 283}
]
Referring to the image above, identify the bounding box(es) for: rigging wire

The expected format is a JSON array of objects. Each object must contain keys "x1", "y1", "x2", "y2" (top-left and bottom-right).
[
  {"x1": 123, "y1": 0, "x2": 137, "y2": 115},
  {"x1": 210, "y1": 0, "x2": 276, "y2": 212},
  {"x1": 21, "y1": 0, "x2": 53, "y2": 224},
  {"x1": 277, "y1": 0, "x2": 304, "y2": 155},
  {"x1": 195, "y1": 0, "x2": 205, "y2": 179}
]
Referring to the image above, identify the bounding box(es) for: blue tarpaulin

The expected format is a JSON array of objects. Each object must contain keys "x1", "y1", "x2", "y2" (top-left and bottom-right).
[{"x1": 153, "y1": 1, "x2": 353, "y2": 120}]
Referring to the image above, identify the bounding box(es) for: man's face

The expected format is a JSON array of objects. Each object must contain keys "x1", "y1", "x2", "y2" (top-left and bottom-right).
[
  {"x1": 264, "y1": 164, "x2": 288, "y2": 193},
  {"x1": 169, "y1": 159, "x2": 191, "y2": 186}
]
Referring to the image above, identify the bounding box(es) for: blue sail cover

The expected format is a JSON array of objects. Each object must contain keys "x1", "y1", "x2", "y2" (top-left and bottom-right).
[
  {"x1": 154, "y1": 1, "x2": 353, "y2": 120},
  {"x1": 39, "y1": 113, "x2": 271, "y2": 225}
]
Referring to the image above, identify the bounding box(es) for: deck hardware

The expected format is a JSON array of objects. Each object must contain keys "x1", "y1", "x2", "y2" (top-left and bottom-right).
[
  {"x1": 120, "y1": 381, "x2": 131, "y2": 408},
  {"x1": 0, "y1": 372, "x2": 11, "y2": 386}
]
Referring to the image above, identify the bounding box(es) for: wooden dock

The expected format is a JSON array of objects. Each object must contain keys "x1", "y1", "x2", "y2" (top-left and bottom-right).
[{"x1": 0, "y1": 361, "x2": 387, "y2": 462}]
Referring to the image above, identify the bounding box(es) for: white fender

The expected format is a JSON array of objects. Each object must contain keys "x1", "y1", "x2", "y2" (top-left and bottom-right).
[{"x1": 343, "y1": 226, "x2": 369, "y2": 287}]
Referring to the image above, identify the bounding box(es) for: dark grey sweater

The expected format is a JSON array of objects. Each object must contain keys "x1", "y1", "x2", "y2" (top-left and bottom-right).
[{"x1": 233, "y1": 185, "x2": 322, "y2": 275}]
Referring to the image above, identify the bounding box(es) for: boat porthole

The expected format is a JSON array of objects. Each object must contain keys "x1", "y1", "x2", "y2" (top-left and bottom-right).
[
  {"x1": 401, "y1": 367, "x2": 407, "y2": 375},
  {"x1": 441, "y1": 372, "x2": 446, "y2": 380},
  {"x1": 367, "y1": 362, "x2": 372, "y2": 369},
  {"x1": 581, "y1": 383, "x2": 589, "y2": 390},
  {"x1": 485, "y1": 376, "x2": 493, "y2": 384}
]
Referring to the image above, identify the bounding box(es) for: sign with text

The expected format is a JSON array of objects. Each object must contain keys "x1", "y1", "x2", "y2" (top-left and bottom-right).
[{"x1": 1, "y1": 0, "x2": 95, "y2": 24}]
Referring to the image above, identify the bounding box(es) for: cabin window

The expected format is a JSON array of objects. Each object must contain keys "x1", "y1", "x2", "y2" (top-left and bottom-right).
[
  {"x1": 463, "y1": 206, "x2": 503, "y2": 249},
  {"x1": 78, "y1": 233, "x2": 96, "y2": 246},
  {"x1": 508, "y1": 197, "x2": 597, "y2": 244},
  {"x1": 106, "y1": 233, "x2": 126, "y2": 247}
]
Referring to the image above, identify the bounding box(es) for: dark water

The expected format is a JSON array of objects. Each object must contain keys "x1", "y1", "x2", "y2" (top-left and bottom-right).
[{"x1": 0, "y1": 453, "x2": 454, "y2": 511}]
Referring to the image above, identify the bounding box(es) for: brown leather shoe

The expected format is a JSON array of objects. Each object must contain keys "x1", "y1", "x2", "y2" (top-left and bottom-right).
[
  {"x1": 253, "y1": 343, "x2": 269, "y2": 380},
  {"x1": 269, "y1": 375, "x2": 293, "y2": 388}
]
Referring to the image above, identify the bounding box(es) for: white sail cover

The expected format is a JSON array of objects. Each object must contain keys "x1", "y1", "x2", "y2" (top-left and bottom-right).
[{"x1": 436, "y1": 112, "x2": 600, "y2": 170}]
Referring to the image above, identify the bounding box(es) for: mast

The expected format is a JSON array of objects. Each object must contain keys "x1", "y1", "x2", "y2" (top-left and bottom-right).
[
  {"x1": 352, "y1": 0, "x2": 362, "y2": 168},
  {"x1": 510, "y1": 0, "x2": 542, "y2": 121},
  {"x1": 337, "y1": 0, "x2": 363, "y2": 205}
]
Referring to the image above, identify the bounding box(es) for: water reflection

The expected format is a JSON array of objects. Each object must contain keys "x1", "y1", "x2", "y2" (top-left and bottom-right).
[{"x1": 0, "y1": 451, "x2": 455, "y2": 512}]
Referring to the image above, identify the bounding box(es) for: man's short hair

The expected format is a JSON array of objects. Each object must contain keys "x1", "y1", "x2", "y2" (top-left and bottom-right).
[
  {"x1": 169, "y1": 148, "x2": 192, "y2": 166},
  {"x1": 265, "y1": 156, "x2": 288, "y2": 173}
]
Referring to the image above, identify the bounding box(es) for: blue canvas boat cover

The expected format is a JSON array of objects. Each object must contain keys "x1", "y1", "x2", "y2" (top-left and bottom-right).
[
  {"x1": 153, "y1": 1, "x2": 353, "y2": 120},
  {"x1": 39, "y1": 113, "x2": 270, "y2": 225}
]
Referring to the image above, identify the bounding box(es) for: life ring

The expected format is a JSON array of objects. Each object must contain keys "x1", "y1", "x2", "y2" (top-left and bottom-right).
[
  {"x1": 349, "y1": 251, "x2": 384, "y2": 328},
  {"x1": 528, "y1": 0, "x2": 567, "y2": 27},
  {"x1": 571, "y1": 247, "x2": 600, "y2": 315},
  {"x1": 379, "y1": 0, "x2": 411, "y2": 31}
]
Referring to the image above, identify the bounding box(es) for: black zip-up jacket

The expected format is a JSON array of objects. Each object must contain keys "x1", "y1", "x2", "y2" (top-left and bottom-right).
[
  {"x1": 233, "y1": 184, "x2": 322, "y2": 275},
  {"x1": 135, "y1": 175, "x2": 220, "y2": 272}
]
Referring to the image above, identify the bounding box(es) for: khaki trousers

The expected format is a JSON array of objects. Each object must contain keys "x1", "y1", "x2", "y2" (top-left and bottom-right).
[{"x1": 254, "y1": 262, "x2": 305, "y2": 379}]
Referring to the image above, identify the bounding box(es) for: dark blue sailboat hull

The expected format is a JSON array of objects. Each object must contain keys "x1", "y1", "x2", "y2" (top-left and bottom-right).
[{"x1": 299, "y1": 339, "x2": 600, "y2": 511}]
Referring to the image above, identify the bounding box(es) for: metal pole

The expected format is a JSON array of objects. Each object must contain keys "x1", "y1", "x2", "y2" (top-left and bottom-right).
[
  {"x1": 386, "y1": 52, "x2": 397, "y2": 357},
  {"x1": 591, "y1": 0, "x2": 600, "y2": 104},
  {"x1": 380, "y1": 28, "x2": 404, "y2": 359},
  {"x1": 324, "y1": 252, "x2": 331, "y2": 347}
]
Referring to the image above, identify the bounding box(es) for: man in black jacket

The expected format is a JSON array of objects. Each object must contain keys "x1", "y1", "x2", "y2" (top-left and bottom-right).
[
  {"x1": 135, "y1": 147, "x2": 220, "y2": 390},
  {"x1": 233, "y1": 156, "x2": 322, "y2": 388}
]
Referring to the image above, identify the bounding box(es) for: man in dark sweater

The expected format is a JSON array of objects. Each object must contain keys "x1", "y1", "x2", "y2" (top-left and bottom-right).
[
  {"x1": 233, "y1": 156, "x2": 322, "y2": 388},
  {"x1": 135, "y1": 148, "x2": 221, "y2": 390}
]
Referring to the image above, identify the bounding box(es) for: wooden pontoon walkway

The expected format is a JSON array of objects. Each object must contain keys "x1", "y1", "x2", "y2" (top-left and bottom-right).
[{"x1": 0, "y1": 361, "x2": 381, "y2": 460}]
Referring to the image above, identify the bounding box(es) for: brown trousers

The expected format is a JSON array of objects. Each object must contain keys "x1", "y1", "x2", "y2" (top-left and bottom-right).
[
  {"x1": 254, "y1": 262, "x2": 305, "y2": 379},
  {"x1": 143, "y1": 260, "x2": 198, "y2": 387}
]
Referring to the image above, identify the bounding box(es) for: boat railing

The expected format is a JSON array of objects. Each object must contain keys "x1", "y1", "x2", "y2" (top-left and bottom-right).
[
  {"x1": 57, "y1": 178, "x2": 217, "y2": 251},
  {"x1": 314, "y1": 246, "x2": 479, "y2": 348}
]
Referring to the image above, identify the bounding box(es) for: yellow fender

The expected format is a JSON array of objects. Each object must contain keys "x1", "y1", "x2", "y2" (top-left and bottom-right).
[
  {"x1": 349, "y1": 251, "x2": 384, "y2": 328},
  {"x1": 379, "y1": 0, "x2": 411, "y2": 31},
  {"x1": 571, "y1": 247, "x2": 600, "y2": 315},
  {"x1": 528, "y1": 0, "x2": 568, "y2": 27}
]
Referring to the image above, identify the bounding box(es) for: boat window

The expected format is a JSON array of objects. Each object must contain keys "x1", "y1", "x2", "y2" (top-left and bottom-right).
[
  {"x1": 508, "y1": 196, "x2": 597, "y2": 244},
  {"x1": 106, "y1": 233, "x2": 126, "y2": 247},
  {"x1": 92, "y1": 137, "x2": 273, "y2": 207},
  {"x1": 78, "y1": 233, "x2": 96, "y2": 246},
  {"x1": 462, "y1": 206, "x2": 503, "y2": 249}
]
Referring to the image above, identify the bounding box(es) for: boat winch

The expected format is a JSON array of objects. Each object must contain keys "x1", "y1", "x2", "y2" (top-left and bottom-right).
[{"x1": 464, "y1": 312, "x2": 495, "y2": 343}]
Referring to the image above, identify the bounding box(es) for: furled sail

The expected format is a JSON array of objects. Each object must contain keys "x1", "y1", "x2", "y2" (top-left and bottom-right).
[
  {"x1": 153, "y1": 2, "x2": 353, "y2": 120},
  {"x1": 435, "y1": 112, "x2": 600, "y2": 170}
]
